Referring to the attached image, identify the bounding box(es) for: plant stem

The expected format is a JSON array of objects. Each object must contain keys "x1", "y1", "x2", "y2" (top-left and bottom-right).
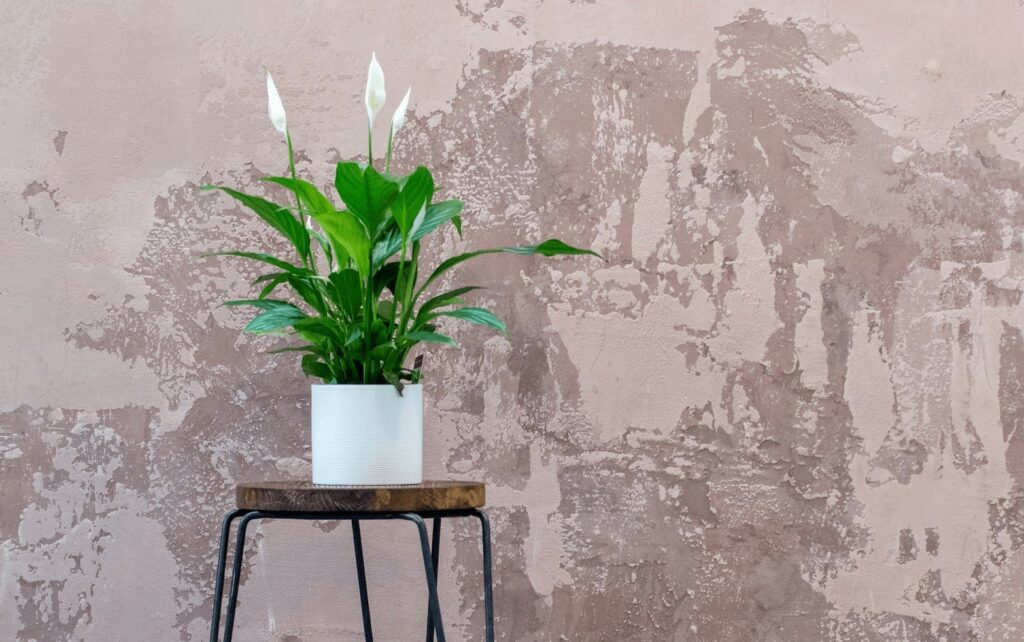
[
  {"x1": 391, "y1": 239, "x2": 407, "y2": 339},
  {"x1": 398, "y1": 241, "x2": 419, "y2": 335},
  {"x1": 286, "y1": 132, "x2": 311, "y2": 229},
  {"x1": 367, "y1": 126, "x2": 373, "y2": 168},
  {"x1": 286, "y1": 131, "x2": 316, "y2": 277},
  {"x1": 385, "y1": 129, "x2": 394, "y2": 174},
  {"x1": 362, "y1": 256, "x2": 376, "y2": 383},
  {"x1": 363, "y1": 283, "x2": 371, "y2": 384}
]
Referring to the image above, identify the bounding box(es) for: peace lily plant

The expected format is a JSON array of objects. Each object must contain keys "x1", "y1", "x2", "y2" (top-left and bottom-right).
[{"x1": 206, "y1": 55, "x2": 597, "y2": 484}]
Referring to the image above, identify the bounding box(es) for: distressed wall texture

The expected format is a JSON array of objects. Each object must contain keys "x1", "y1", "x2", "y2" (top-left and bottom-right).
[{"x1": 4, "y1": 1, "x2": 1024, "y2": 640}]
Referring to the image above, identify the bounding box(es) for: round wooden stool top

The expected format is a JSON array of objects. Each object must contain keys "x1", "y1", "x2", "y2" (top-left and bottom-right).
[{"x1": 235, "y1": 480, "x2": 485, "y2": 513}]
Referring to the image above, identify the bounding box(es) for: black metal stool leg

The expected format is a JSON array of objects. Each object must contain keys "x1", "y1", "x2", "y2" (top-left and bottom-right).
[
  {"x1": 425, "y1": 517, "x2": 442, "y2": 642},
  {"x1": 352, "y1": 520, "x2": 373, "y2": 641},
  {"x1": 472, "y1": 509, "x2": 495, "y2": 642},
  {"x1": 398, "y1": 514, "x2": 446, "y2": 642},
  {"x1": 223, "y1": 511, "x2": 262, "y2": 642},
  {"x1": 210, "y1": 509, "x2": 248, "y2": 642}
]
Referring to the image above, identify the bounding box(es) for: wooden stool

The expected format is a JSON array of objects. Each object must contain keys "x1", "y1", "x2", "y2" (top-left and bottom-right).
[{"x1": 209, "y1": 481, "x2": 493, "y2": 642}]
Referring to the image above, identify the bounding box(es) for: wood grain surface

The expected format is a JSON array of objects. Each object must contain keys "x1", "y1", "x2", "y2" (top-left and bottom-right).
[{"x1": 235, "y1": 480, "x2": 485, "y2": 513}]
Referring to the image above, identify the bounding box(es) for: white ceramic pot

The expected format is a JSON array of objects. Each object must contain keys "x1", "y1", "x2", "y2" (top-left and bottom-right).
[{"x1": 310, "y1": 384, "x2": 423, "y2": 485}]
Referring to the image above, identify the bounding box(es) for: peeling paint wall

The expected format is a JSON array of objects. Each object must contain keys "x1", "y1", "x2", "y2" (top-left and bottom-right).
[{"x1": 4, "y1": 2, "x2": 1024, "y2": 640}]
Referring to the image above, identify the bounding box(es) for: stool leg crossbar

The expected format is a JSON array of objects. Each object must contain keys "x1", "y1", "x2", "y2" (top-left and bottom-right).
[{"x1": 208, "y1": 509, "x2": 494, "y2": 642}]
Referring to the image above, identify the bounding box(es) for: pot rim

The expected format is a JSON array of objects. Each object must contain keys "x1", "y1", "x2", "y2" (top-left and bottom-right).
[{"x1": 310, "y1": 383, "x2": 423, "y2": 388}]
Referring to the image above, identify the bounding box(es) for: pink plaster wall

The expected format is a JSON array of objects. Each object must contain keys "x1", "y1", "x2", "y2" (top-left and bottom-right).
[{"x1": 4, "y1": 2, "x2": 1024, "y2": 640}]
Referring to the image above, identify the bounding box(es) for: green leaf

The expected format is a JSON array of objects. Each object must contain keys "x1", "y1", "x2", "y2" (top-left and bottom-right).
[
  {"x1": 403, "y1": 330, "x2": 458, "y2": 346},
  {"x1": 316, "y1": 212, "x2": 371, "y2": 280},
  {"x1": 293, "y1": 317, "x2": 347, "y2": 345},
  {"x1": 334, "y1": 162, "x2": 398, "y2": 237},
  {"x1": 417, "y1": 286, "x2": 482, "y2": 318},
  {"x1": 263, "y1": 176, "x2": 334, "y2": 218},
  {"x1": 224, "y1": 298, "x2": 294, "y2": 310},
  {"x1": 369, "y1": 317, "x2": 391, "y2": 345},
  {"x1": 204, "y1": 185, "x2": 311, "y2": 263},
  {"x1": 416, "y1": 239, "x2": 600, "y2": 299},
  {"x1": 266, "y1": 345, "x2": 316, "y2": 355},
  {"x1": 250, "y1": 273, "x2": 291, "y2": 300},
  {"x1": 239, "y1": 301, "x2": 307, "y2": 334},
  {"x1": 301, "y1": 354, "x2": 335, "y2": 381},
  {"x1": 390, "y1": 167, "x2": 434, "y2": 240},
  {"x1": 368, "y1": 342, "x2": 397, "y2": 360},
  {"x1": 372, "y1": 260, "x2": 411, "y2": 298},
  {"x1": 286, "y1": 274, "x2": 329, "y2": 316},
  {"x1": 526, "y1": 239, "x2": 601, "y2": 257},
  {"x1": 260, "y1": 274, "x2": 288, "y2": 298},
  {"x1": 382, "y1": 369, "x2": 406, "y2": 394},
  {"x1": 344, "y1": 327, "x2": 363, "y2": 346},
  {"x1": 309, "y1": 229, "x2": 338, "y2": 268},
  {"x1": 327, "y1": 269, "x2": 362, "y2": 319},
  {"x1": 432, "y1": 306, "x2": 508, "y2": 334},
  {"x1": 422, "y1": 200, "x2": 463, "y2": 238},
  {"x1": 205, "y1": 251, "x2": 311, "y2": 275},
  {"x1": 373, "y1": 200, "x2": 464, "y2": 266},
  {"x1": 377, "y1": 299, "x2": 396, "y2": 322}
]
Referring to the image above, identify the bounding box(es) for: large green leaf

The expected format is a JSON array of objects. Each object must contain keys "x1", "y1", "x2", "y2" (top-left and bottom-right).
[
  {"x1": 316, "y1": 212, "x2": 371, "y2": 279},
  {"x1": 416, "y1": 239, "x2": 600, "y2": 299},
  {"x1": 203, "y1": 185, "x2": 310, "y2": 263},
  {"x1": 367, "y1": 340, "x2": 398, "y2": 361},
  {"x1": 430, "y1": 200, "x2": 463, "y2": 238},
  {"x1": 293, "y1": 316, "x2": 347, "y2": 345},
  {"x1": 431, "y1": 306, "x2": 508, "y2": 334},
  {"x1": 286, "y1": 274, "x2": 329, "y2": 316},
  {"x1": 376, "y1": 299, "x2": 396, "y2": 322},
  {"x1": 232, "y1": 300, "x2": 308, "y2": 334},
  {"x1": 390, "y1": 167, "x2": 434, "y2": 240},
  {"x1": 309, "y1": 229, "x2": 338, "y2": 268},
  {"x1": 224, "y1": 298, "x2": 296, "y2": 310},
  {"x1": 372, "y1": 261, "x2": 411, "y2": 298},
  {"x1": 327, "y1": 269, "x2": 362, "y2": 319},
  {"x1": 344, "y1": 327, "x2": 363, "y2": 346},
  {"x1": 206, "y1": 251, "x2": 311, "y2": 275},
  {"x1": 416, "y1": 286, "x2": 482, "y2": 321},
  {"x1": 510, "y1": 239, "x2": 601, "y2": 257},
  {"x1": 266, "y1": 344, "x2": 317, "y2": 355},
  {"x1": 403, "y1": 330, "x2": 457, "y2": 346},
  {"x1": 263, "y1": 176, "x2": 335, "y2": 218},
  {"x1": 301, "y1": 354, "x2": 335, "y2": 381},
  {"x1": 334, "y1": 162, "x2": 398, "y2": 237},
  {"x1": 373, "y1": 200, "x2": 464, "y2": 266},
  {"x1": 251, "y1": 273, "x2": 289, "y2": 299}
]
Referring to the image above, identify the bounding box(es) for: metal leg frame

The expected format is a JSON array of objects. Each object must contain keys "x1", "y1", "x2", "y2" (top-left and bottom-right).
[
  {"x1": 472, "y1": 509, "x2": 495, "y2": 642},
  {"x1": 223, "y1": 511, "x2": 260, "y2": 642},
  {"x1": 209, "y1": 509, "x2": 248, "y2": 642},
  {"x1": 209, "y1": 508, "x2": 493, "y2": 642},
  {"x1": 426, "y1": 517, "x2": 442, "y2": 642},
  {"x1": 398, "y1": 513, "x2": 446, "y2": 642},
  {"x1": 352, "y1": 520, "x2": 373, "y2": 641}
]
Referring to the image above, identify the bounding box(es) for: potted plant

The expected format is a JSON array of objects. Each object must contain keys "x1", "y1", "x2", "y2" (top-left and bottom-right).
[{"x1": 205, "y1": 54, "x2": 597, "y2": 485}]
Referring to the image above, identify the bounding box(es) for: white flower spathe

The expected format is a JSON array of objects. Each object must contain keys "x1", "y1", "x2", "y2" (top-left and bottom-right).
[
  {"x1": 365, "y1": 52, "x2": 386, "y2": 126},
  {"x1": 391, "y1": 87, "x2": 411, "y2": 138},
  {"x1": 266, "y1": 71, "x2": 287, "y2": 136}
]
